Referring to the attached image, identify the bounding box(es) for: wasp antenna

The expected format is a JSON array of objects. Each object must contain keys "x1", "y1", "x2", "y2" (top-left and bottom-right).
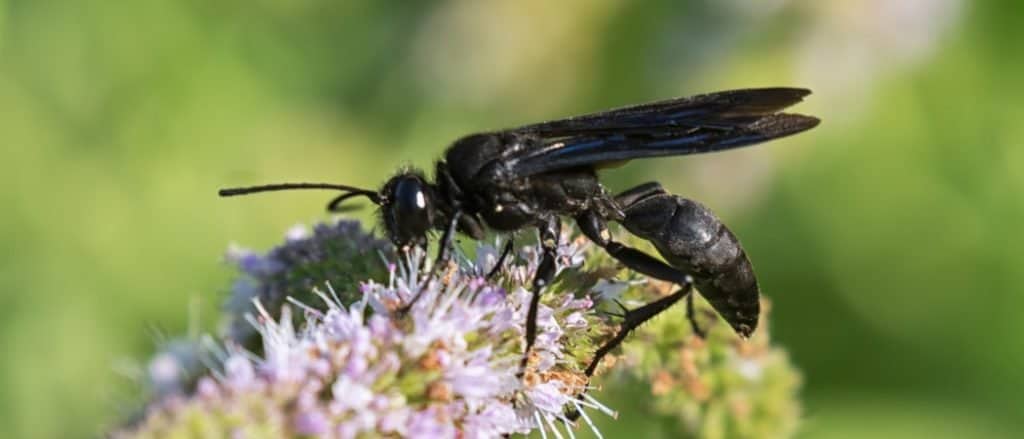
[
  {"x1": 327, "y1": 191, "x2": 383, "y2": 211},
  {"x1": 217, "y1": 182, "x2": 376, "y2": 197}
]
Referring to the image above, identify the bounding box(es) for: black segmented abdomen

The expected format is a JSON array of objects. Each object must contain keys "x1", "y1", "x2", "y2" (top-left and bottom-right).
[{"x1": 618, "y1": 191, "x2": 760, "y2": 337}]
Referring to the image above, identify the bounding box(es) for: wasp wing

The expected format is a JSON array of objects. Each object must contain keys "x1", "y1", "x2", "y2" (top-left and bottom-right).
[{"x1": 505, "y1": 88, "x2": 819, "y2": 177}]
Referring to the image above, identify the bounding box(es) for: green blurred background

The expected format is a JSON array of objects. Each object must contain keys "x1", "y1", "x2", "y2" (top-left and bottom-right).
[{"x1": 2, "y1": 0, "x2": 1022, "y2": 437}]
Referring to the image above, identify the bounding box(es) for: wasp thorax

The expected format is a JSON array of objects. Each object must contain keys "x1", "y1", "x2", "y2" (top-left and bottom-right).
[{"x1": 383, "y1": 173, "x2": 435, "y2": 248}]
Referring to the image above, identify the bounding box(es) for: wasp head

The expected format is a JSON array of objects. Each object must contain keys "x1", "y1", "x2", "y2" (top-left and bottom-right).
[{"x1": 380, "y1": 170, "x2": 438, "y2": 249}]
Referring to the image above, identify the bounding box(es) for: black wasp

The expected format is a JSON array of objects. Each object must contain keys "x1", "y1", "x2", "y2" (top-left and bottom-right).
[{"x1": 219, "y1": 88, "x2": 819, "y2": 377}]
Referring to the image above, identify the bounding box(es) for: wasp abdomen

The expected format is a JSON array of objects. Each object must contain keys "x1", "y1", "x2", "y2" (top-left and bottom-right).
[{"x1": 619, "y1": 191, "x2": 760, "y2": 337}]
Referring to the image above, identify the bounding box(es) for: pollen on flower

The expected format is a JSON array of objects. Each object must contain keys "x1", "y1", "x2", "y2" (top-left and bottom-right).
[
  {"x1": 538, "y1": 369, "x2": 590, "y2": 397},
  {"x1": 418, "y1": 348, "x2": 445, "y2": 371},
  {"x1": 425, "y1": 381, "x2": 453, "y2": 402}
]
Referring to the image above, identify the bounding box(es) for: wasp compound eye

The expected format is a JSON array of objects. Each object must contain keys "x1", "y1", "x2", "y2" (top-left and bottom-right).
[{"x1": 386, "y1": 175, "x2": 434, "y2": 247}]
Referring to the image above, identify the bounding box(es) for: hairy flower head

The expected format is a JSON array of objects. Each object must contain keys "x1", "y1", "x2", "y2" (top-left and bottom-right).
[
  {"x1": 118, "y1": 222, "x2": 614, "y2": 438},
  {"x1": 117, "y1": 219, "x2": 801, "y2": 439}
]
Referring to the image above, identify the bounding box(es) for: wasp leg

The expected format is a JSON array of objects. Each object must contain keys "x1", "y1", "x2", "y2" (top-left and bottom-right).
[
  {"x1": 686, "y1": 289, "x2": 706, "y2": 338},
  {"x1": 576, "y1": 210, "x2": 701, "y2": 375},
  {"x1": 584, "y1": 283, "x2": 693, "y2": 376},
  {"x1": 576, "y1": 210, "x2": 689, "y2": 284},
  {"x1": 486, "y1": 238, "x2": 515, "y2": 279},
  {"x1": 434, "y1": 210, "x2": 462, "y2": 271},
  {"x1": 520, "y1": 216, "x2": 560, "y2": 374},
  {"x1": 399, "y1": 210, "x2": 462, "y2": 313}
]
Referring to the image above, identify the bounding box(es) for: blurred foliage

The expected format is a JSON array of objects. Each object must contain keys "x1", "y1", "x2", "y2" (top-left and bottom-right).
[{"x1": 1, "y1": 0, "x2": 1022, "y2": 437}]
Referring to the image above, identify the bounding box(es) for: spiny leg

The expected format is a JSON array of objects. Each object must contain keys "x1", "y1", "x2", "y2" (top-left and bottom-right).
[
  {"x1": 567, "y1": 283, "x2": 695, "y2": 423},
  {"x1": 576, "y1": 210, "x2": 706, "y2": 369},
  {"x1": 520, "y1": 216, "x2": 560, "y2": 374},
  {"x1": 584, "y1": 282, "x2": 694, "y2": 376}
]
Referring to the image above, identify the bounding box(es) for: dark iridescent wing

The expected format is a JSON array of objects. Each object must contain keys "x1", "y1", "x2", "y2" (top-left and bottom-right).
[{"x1": 504, "y1": 88, "x2": 819, "y2": 177}]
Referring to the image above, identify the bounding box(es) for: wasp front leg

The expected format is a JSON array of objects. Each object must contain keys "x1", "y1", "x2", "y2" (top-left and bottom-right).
[
  {"x1": 397, "y1": 210, "x2": 463, "y2": 313},
  {"x1": 486, "y1": 238, "x2": 515, "y2": 279}
]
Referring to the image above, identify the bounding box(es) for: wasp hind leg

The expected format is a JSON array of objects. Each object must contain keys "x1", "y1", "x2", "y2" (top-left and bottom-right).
[
  {"x1": 576, "y1": 208, "x2": 700, "y2": 377},
  {"x1": 584, "y1": 283, "x2": 693, "y2": 376}
]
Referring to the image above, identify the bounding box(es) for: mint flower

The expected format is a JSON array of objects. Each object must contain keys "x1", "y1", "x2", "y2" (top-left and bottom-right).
[
  {"x1": 612, "y1": 285, "x2": 802, "y2": 438},
  {"x1": 118, "y1": 222, "x2": 613, "y2": 438},
  {"x1": 117, "y1": 220, "x2": 801, "y2": 438},
  {"x1": 223, "y1": 221, "x2": 391, "y2": 349}
]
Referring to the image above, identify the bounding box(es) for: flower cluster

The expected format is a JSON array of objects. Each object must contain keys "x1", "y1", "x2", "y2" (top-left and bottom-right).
[
  {"x1": 620, "y1": 295, "x2": 802, "y2": 438},
  {"x1": 117, "y1": 220, "x2": 802, "y2": 438},
  {"x1": 118, "y1": 222, "x2": 613, "y2": 438},
  {"x1": 223, "y1": 221, "x2": 391, "y2": 348}
]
